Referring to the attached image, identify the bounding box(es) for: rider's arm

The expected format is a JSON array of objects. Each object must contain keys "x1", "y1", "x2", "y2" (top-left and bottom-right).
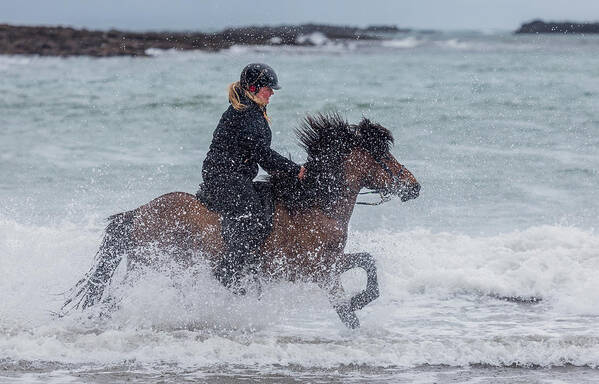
[
  {"x1": 240, "y1": 120, "x2": 301, "y2": 177},
  {"x1": 254, "y1": 137, "x2": 301, "y2": 177}
]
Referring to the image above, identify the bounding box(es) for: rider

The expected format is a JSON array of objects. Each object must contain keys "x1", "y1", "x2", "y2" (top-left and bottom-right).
[{"x1": 202, "y1": 63, "x2": 306, "y2": 289}]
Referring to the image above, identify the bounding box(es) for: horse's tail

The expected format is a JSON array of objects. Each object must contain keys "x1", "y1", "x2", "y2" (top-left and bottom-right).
[{"x1": 62, "y1": 210, "x2": 135, "y2": 312}]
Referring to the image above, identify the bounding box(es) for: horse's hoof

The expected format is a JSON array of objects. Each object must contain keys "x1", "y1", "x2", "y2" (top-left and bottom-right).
[{"x1": 334, "y1": 303, "x2": 360, "y2": 329}]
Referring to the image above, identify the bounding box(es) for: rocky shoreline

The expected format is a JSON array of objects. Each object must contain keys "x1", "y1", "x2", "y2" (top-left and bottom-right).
[
  {"x1": 0, "y1": 23, "x2": 406, "y2": 57},
  {"x1": 516, "y1": 20, "x2": 599, "y2": 34}
]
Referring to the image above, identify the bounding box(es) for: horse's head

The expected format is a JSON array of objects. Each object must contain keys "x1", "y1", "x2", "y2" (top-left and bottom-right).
[
  {"x1": 275, "y1": 113, "x2": 418, "y2": 212},
  {"x1": 347, "y1": 118, "x2": 420, "y2": 202}
]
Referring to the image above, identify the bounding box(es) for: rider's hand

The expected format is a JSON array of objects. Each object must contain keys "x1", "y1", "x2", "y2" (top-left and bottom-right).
[{"x1": 298, "y1": 166, "x2": 306, "y2": 180}]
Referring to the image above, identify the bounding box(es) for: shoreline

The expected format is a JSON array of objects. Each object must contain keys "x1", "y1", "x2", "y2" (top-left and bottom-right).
[
  {"x1": 0, "y1": 23, "x2": 406, "y2": 57},
  {"x1": 3, "y1": 20, "x2": 599, "y2": 58}
]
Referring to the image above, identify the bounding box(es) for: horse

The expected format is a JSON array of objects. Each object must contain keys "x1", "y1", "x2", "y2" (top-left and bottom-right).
[{"x1": 63, "y1": 113, "x2": 420, "y2": 328}]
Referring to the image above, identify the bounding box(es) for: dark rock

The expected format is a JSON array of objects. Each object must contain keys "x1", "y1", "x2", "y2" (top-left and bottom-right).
[
  {"x1": 516, "y1": 19, "x2": 599, "y2": 34},
  {"x1": 0, "y1": 23, "x2": 397, "y2": 57},
  {"x1": 364, "y1": 25, "x2": 410, "y2": 33}
]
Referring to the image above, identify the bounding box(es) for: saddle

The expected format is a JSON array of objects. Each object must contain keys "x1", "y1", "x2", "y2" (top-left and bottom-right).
[{"x1": 195, "y1": 180, "x2": 275, "y2": 245}]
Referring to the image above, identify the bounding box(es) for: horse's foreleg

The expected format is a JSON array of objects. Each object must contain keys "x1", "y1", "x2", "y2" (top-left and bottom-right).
[
  {"x1": 328, "y1": 252, "x2": 380, "y2": 329},
  {"x1": 323, "y1": 278, "x2": 361, "y2": 329},
  {"x1": 341, "y1": 252, "x2": 380, "y2": 311}
]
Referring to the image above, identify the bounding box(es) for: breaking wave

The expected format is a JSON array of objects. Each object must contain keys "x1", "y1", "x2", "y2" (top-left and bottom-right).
[{"x1": 2, "y1": 216, "x2": 598, "y2": 369}]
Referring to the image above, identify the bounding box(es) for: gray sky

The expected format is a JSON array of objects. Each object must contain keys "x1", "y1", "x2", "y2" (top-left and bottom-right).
[{"x1": 1, "y1": 0, "x2": 599, "y2": 31}]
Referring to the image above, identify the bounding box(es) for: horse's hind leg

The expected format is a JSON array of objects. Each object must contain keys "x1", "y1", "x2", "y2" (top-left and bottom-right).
[{"x1": 327, "y1": 252, "x2": 380, "y2": 329}]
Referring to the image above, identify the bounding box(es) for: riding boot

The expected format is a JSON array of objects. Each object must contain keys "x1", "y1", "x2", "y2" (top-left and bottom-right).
[
  {"x1": 215, "y1": 214, "x2": 262, "y2": 293},
  {"x1": 214, "y1": 249, "x2": 246, "y2": 293},
  {"x1": 215, "y1": 251, "x2": 262, "y2": 295}
]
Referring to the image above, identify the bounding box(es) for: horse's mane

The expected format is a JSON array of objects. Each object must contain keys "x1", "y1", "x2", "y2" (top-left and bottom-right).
[{"x1": 269, "y1": 113, "x2": 394, "y2": 212}]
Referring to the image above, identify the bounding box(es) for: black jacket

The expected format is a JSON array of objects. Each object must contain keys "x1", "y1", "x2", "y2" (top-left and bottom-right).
[{"x1": 202, "y1": 94, "x2": 300, "y2": 183}]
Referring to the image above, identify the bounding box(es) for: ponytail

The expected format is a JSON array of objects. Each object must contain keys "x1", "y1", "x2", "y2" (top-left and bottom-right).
[
  {"x1": 227, "y1": 81, "x2": 271, "y2": 124},
  {"x1": 228, "y1": 81, "x2": 246, "y2": 111}
]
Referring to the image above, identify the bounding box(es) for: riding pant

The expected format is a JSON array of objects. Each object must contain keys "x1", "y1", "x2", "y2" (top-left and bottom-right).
[{"x1": 203, "y1": 174, "x2": 265, "y2": 277}]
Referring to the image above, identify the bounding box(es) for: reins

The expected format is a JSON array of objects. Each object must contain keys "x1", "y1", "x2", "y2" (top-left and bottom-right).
[{"x1": 356, "y1": 190, "x2": 392, "y2": 206}]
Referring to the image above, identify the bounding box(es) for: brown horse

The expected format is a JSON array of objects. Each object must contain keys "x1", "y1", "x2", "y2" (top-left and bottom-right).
[{"x1": 63, "y1": 113, "x2": 420, "y2": 328}]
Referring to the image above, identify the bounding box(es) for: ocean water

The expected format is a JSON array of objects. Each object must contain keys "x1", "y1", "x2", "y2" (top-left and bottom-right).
[{"x1": 1, "y1": 31, "x2": 599, "y2": 383}]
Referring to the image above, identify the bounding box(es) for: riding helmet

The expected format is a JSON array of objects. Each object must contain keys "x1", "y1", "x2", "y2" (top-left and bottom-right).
[{"x1": 240, "y1": 63, "x2": 281, "y2": 92}]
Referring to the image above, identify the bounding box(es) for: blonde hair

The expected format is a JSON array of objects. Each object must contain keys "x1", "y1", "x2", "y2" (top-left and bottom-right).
[{"x1": 228, "y1": 81, "x2": 271, "y2": 123}]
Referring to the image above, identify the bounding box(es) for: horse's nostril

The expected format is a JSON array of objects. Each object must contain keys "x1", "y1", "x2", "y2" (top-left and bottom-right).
[{"x1": 413, "y1": 183, "x2": 421, "y2": 197}]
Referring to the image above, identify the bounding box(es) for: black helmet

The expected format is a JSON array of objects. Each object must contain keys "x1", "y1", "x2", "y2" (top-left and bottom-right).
[{"x1": 240, "y1": 63, "x2": 281, "y2": 92}]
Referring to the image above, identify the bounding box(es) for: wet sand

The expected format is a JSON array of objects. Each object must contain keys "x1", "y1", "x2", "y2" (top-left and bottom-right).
[{"x1": 2, "y1": 361, "x2": 598, "y2": 384}]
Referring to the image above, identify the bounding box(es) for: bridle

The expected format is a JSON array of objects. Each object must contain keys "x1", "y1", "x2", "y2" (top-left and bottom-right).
[{"x1": 356, "y1": 156, "x2": 406, "y2": 206}]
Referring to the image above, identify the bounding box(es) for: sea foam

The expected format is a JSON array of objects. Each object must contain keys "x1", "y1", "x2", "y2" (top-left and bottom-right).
[{"x1": 1, "y1": 217, "x2": 598, "y2": 368}]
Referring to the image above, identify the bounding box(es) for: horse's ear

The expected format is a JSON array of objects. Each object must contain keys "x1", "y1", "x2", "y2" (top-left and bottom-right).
[
  {"x1": 355, "y1": 117, "x2": 373, "y2": 146},
  {"x1": 358, "y1": 117, "x2": 372, "y2": 130},
  {"x1": 355, "y1": 117, "x2": 394, "y2": 157}
]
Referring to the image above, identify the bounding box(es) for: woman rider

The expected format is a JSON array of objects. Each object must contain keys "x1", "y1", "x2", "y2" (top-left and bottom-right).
[{"x1": 202, "y1": 63, "x2": 305, "y2": 290}]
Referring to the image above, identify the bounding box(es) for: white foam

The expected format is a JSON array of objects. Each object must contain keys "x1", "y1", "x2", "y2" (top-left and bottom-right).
[
  {"x1": 144, "y1": 48, "x2": 212, "y2": 60},
  {"x1": 269, "y1": 36, "x2": 282, "y2": 44},
  {"x1": 0, "y1": 218, "x2": 100, "y2": 327},
  {"x1": 296, "y1": 32, "x2": 329, "y2": 46},
  {"x1": 226, "y1": 44, "x2": 251, "y2": 54},
  {"x1": 1, "y1": 218, "x2": 599, "y2": 368},
  {"x1": 437, "y1": 38, "x2": 472, "y2": 50},
  {"x1": 0, "y1": 55, "x2": 33, "y2": 71},
  {"x1": 145, "y1": 48, "x2": 179, "y2": 57},
  {"x1": 381, "y1": 37, "x2": 422, "y2": 49},
  {"x1": 351, "y1": 226, "x2": 599, "y2": 313},
  {"x1": 224, "y1": 42, "x2": 354, "y2": 55}
]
